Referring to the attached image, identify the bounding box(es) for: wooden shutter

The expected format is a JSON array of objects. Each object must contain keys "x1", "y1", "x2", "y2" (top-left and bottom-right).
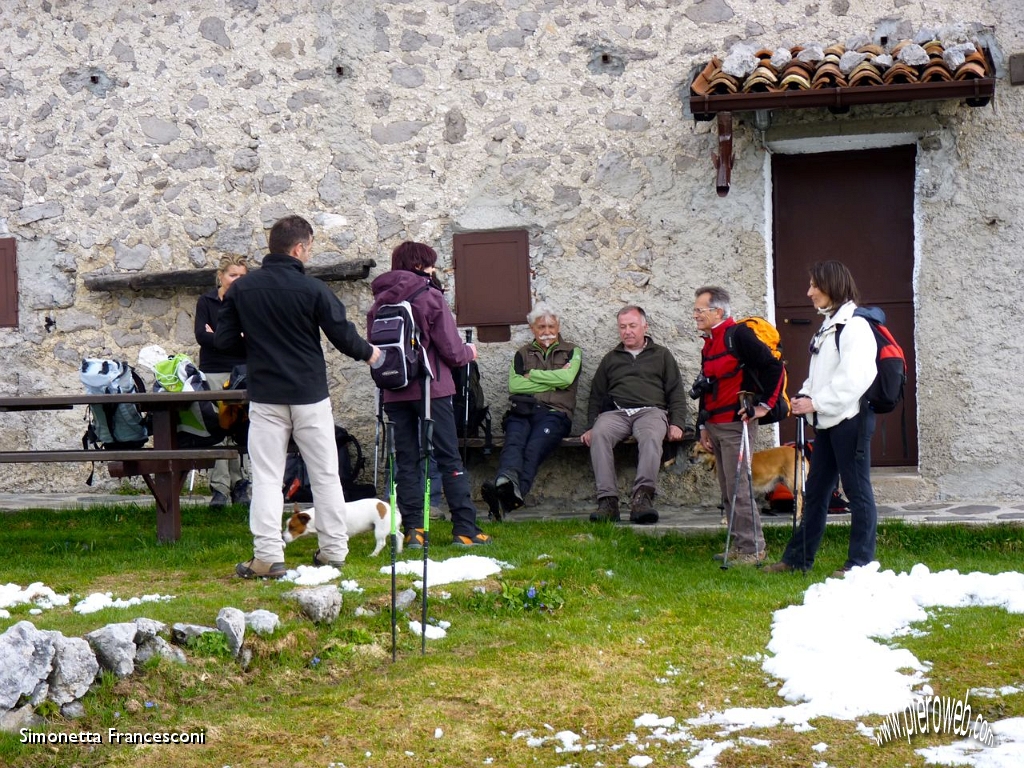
[
  {"x1": 452, "y1": 230, "x2": 530, "y2": 342},
  {"x1": 0, "y1": 238, "x2": 17, "y2": 328}
]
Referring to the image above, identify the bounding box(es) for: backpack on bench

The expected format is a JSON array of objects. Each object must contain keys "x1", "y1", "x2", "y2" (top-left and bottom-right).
[
  {"x1": 80, "y1": 358, "x2": 151, "y2": 450},
  {"x1": 152, "y1": 353, "x2": 225, "y2": 448}
]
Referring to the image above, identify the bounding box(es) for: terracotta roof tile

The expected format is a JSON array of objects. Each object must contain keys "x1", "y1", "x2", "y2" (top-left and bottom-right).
[{"x1": 690, "y1": 40, "x2": 991, "y2": 97}]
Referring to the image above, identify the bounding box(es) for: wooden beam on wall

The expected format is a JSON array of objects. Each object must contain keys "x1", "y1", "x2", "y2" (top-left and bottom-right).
[{"x1": 83, "y1": 259, "x2": 376, "y2": 292}]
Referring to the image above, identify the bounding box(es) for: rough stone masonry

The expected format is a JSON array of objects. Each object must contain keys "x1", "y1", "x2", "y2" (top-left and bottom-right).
[{"x1": 0, "y1": 1, "x2": 1022, "y2": 503}]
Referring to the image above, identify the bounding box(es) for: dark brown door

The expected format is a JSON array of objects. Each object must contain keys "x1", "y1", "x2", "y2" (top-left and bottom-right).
[{"x1": 772, "y1": 145, "x2": 918, "y2": 466}]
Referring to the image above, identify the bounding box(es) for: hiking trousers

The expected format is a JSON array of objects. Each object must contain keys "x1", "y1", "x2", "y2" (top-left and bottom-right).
[
  {"x1": 589, "y1": 408, "x2": 669, "y2": 499},
  {"x1": 706, "y1": 420, "x2": 764, "y2": 556},
  {"x1": 781, "y1": 408, "x2": 877, "y2": 571},
  {"x1": 385, "y1": 395, "x2": 482, "y2": 539},
  {"x1": 497, "y1": 409, "x2": 572, "y2": 498},
  {"x1": 248, "y1": 399, "x2": 348, "y2": 564}
]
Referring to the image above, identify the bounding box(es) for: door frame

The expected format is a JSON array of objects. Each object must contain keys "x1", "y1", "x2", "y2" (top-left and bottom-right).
[{"x1": 762, "y1": 131, "x2": 921, "y2": 466}]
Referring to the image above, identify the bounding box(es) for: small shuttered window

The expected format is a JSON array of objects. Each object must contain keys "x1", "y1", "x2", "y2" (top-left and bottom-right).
[
  {"x1": 452, "y1": 230, "x2": 530, "y2": 342},
  {"x1": 0, "y1": 238, "x2": 17, "y2": 328}
]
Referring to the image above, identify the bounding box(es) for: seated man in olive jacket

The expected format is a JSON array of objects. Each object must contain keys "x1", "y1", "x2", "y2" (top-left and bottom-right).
[
  {"x1": 581, "y1": 305, "x2": 687, "y2": 525},
  {"x1": 482, "y1": 303, "x2": 582, "y2": 519}
]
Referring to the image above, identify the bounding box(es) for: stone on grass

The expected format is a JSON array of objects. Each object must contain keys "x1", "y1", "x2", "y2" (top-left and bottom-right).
[
  {"x1": 216, "y1": 607, "x2": 246, "y2": 657},
  {"x1": 84, "y1": 622, "x2": 138, "y2": 678},
  {"x1": 136, "y1": 635, "x2": 186, "y2": 665},
  {"x1": 0, "y1": 621, "x2": 56, "y2": 711},
  {"x1": 0, "y1": 704, "x2": 43, "y2": 734},
  {"x1": 284, "y1": 585, "x2": 342, "y2": 624},
  {"x1": 46, "y1": 633, "x2": 99, "y2": 704},
  {"x1": 244, "y1": 609, "x2": 280, "y2": 635}
]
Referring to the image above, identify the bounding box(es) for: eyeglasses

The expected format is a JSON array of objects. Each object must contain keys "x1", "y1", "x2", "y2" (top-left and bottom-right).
[{"x1": 692, "y1": 307, "x2": 717, "y2": 316}]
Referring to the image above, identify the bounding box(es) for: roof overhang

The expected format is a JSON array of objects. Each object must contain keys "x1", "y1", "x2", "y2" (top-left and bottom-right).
[
  {"x1": 689, "y1": 77, "x2": 995, "y2": 120},
  {"x1": 688, "y1": 42, "x2": 997, "y2": 196}
]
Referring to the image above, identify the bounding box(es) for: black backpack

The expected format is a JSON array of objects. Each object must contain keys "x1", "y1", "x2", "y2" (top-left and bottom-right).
[
  {"x1": 283, "y1": 425, "x2": 377, "y2": 502},
  {"x1": 368, "y1": 284, "x2": 430, "y2": 390},
  {"x1": 452, "y1": 361, "x2": 493, "y2": 451},
  {"x1": 835, "y1": 307, "x2": 907, "y2": 414}
]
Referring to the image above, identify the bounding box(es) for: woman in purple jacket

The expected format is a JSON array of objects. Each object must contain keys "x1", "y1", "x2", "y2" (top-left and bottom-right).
[{"x1": 368, "y1": 242, "x2": 491, "y2": 548}]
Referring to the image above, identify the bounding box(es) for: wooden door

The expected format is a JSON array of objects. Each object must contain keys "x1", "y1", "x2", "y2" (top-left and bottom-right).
[{"x1": 772, "y1": 146, "x2": 918, "y2": 466}]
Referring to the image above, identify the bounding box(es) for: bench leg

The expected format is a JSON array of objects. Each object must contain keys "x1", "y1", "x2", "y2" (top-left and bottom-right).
[{"x1": 140, "y1": 471, "x2": 188, "y2": 543}]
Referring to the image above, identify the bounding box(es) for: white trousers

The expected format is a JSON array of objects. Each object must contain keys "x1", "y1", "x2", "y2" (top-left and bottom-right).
[{"x1": 247, "y1": 399, "x2": 347, "y2": 563}]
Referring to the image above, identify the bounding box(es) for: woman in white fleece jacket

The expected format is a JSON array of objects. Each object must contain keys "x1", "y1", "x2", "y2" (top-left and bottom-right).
[{"x1": 765, "y1": 261, "x2": 878, "y2": 577}]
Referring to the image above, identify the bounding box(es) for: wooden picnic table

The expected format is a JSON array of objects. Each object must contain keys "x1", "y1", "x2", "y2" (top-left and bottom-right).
[{"x1": 0, "y1": 389, "x2": 248, "y2": 542}]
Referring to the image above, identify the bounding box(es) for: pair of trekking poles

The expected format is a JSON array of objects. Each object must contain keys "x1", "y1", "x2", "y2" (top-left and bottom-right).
[
  {"x1": 720, "y1": 392, "x2": 807, "y2": 570},
  {"x1": 371, "y1": 330, "x2": 475, "y2": 660}
]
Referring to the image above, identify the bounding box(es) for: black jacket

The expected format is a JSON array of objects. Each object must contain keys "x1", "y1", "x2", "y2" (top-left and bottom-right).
[
  {"x1": 214, "y1": 253, "x2": 373, "y2": 404},
  {"x1": 194, "y1": 289, "x2": 245, "y2": 374}
]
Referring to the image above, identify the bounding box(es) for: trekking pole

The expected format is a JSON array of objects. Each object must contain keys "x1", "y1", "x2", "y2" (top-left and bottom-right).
[
  {"x1": 795, "y1": 415, "x2": 806, "y2": 534},
  {"x1": 373, "y1": 388, "x2": 382, "y2": 489},
  {"x1": 720, "y1": 434, "x2": 746, "y2": 571},
  {"x1": 420, "y1": 376, "x2": 433, "y2": 656},
  {"x1": 386, "y1": 421, "x2": 398, "y2": 663},
  {"x1": 741, "y1": 414, "x2": 764, "y2": 565},
  {"x1": 792, "y1": 421, "x2": 801, "y2": 533},
  {"x1": 460, "y1": 329, "x2": 473, "y2": 466}
]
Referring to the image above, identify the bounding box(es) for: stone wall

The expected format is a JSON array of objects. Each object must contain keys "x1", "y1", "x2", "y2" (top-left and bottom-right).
[{"x1": 1, "y1": 1, "x2": 1022, "y2": 501}]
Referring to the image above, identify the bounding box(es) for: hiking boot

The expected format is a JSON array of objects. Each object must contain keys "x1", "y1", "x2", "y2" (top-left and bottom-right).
[
  {"x1": 828, "y1": 491, "x2": 850, "y2": 514},
  {"x1": 404, "y1": 528, "x2": 426, "y2": 550},
  {"x1": 495, "y1": 473, "x2": 524, "y2": 512},
  {"x1": 235, "y1": 558, "x2": 286, "y2": 579},
  {"x1": 763, "y1": 561, "x2": 797, "y2": 574},
  {"x1": 453, "y1": 531, "x2": 493, "y2": 547},
  {"x1": 629, "y1": 486, "x2": 658, "y2": 525},
  {"x1": 729, "y1": 551, "x2": 767, "y2": 566},
  {"x1": 231, "y1": 480, "x2": 251, "y2": 505},
  {"x1": 832, "y1": 566, "x2": 853, "y2": 578},
  {"x1": 209, "y1": 490, "x2": 229, "y2": 510},
  {"x1": 481, "y1": 481, "x2": 502, "y2": 522},
  {"x1": 429, "y1": 505, "x2": 447, "y2": 521},
  {"x1": 312, "y1": 549, "x2": 344, "y2": 568},
  {"x1": 589, "y1": 496, "x2": 620, "y2": 522}
]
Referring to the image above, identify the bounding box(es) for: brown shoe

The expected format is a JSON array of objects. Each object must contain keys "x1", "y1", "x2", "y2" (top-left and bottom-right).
[
  {"x1": 629, "y1": 486, "x2": 658, "y2": 525},
  {"x1": 235, "y1": 558, "x2": 287, "y2": 579},
  {"x1": 729, "y1": 551, "x2": 767, "y2": 566},
  {"x1": 763, "y1": 561, "x2": 796, "y2": 574},
  {"x1": 832, "y1": 567, "x2": 852, "y2": 578},
  {"x1": 589, "y1": 496, "x2": 620, "y2": 522}
]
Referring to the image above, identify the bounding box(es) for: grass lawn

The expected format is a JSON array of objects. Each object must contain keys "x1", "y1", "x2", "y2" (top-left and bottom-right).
[{"x1": 0, "y1": 502, "x2": 1022, "y2": 768}]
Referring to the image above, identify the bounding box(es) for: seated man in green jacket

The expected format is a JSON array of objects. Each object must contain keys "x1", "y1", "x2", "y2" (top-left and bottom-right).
[
  {"x1": 482, "y1": 303, "x2": 582, "y2": 519},
  {"x1": 581, "y1": 305, "x2": 687, "y2": 525}
]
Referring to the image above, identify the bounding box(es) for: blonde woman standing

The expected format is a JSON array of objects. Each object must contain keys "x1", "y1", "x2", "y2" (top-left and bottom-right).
[{"x1": 195, "y1": 254, "x2": 250, "y2": 508}]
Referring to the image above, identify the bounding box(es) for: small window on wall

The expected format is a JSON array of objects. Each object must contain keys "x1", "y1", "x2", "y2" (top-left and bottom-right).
[
  {"x1": 452, "y1": 230, "x2": 530, "y2": 342},
  {"x1": 0, "y1": 238, "x2": 17, "y2": 328}
]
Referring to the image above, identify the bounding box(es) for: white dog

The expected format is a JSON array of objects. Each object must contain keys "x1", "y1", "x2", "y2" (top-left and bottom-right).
[{"x1": 282, "y1": 499, "x2": 402, "y2": 557}]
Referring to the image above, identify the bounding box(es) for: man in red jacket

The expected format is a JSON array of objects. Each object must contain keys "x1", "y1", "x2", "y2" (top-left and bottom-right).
[{"x1": 693, "y1": 286, "x2": 784, "y2": 565}]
